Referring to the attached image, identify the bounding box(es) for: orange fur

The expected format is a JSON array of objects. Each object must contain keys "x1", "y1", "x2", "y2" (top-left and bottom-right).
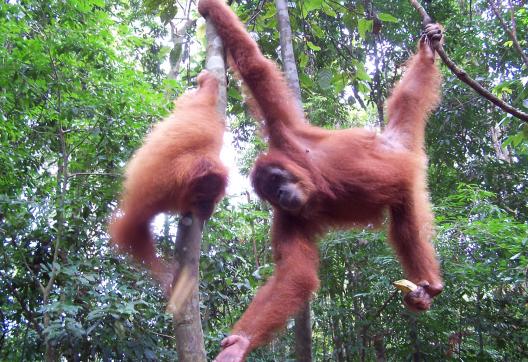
[
  {"x1": 108, "y1": 71, "x2": 228, "y2": 284},
  {"x1": 199, "y1": 0, "x2": 443, "y2": 359}
]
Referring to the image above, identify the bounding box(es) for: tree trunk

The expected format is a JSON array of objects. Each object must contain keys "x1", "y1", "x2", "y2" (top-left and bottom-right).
[
  {"x1": 171, "y1": 16, "x2": 227, "y2": 362},
  {"x1": 45, "y1": 117, "x2": 69, "y2": 362},
  {"x1": 409, "y1": 314, "x2": 421, "y2": 362},
  {"x1": 205, "y1": 18, "x2": 228, "y2": 116},
  {"x1": 172, "y1": 215, "x2": 207, "y2": 362},
  {"x1": 490, "y1": 125, "x2": 512, "y2": 163},
  {"x1": 275, "y1": 0, "x2": 301, "y2": 102},
  {"x1": 274, "y1": 0, "x2": 312, "y2": 360},
  {"x1": 373, "y1": 334, "x2": 387, "y2": 362},
  {"x1": 364, "y1": 0, "x2": 384, "y2": 128},
  {"x1": 476, "y1": 289, "x2": 484, "y2": 357},
  {"x1": 167, "y1": 19, "x2": 194, "y2": 81},
  {"x1": 294, "y1": 301, "x2": 313, "y2": 361}
]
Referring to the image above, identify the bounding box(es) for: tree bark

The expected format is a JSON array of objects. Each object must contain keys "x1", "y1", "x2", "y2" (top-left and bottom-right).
[
  {"x1": 167, "y1": 19, "x2": 195, "y2": 80},
  {"x1": 409, "y1": 314, "x2": 421, "y2": 362},
  {"x1": 167, "y1": 0, "x2": 194, "y2": 80},
  {"x1": 490, "y1": 125, "x2": 512, "y2": 163},
  {"x1": 294, "y1": 301, "x2": 313, "y2": 361},
  {"x1": 373, "y1": 334, "x2": 387, "y2": 362},
  {"x1": 171, "y1": 215, "x2": 207, "y2": 362},
  {"x1": 364, "y1": 0, "x2": 385, "y2": 128},
  {"x1": 275, "y1": 0, "x2": 301, "y2": 103},
  {"x1": 476, "y1": 289, "x2": 484, "y2": 357},
  {"x1": 205, "y1": 19, "x2": 228, "y2": 116},
  {"x1": 275, "y1": 0, "x2": 312, "y2": 360},
  {"x1": 44, "y1": 55, "x2": 69, "y2": 361},
  {"x1": 170, "y1": 17, "x2": 227, "y2": 362}
]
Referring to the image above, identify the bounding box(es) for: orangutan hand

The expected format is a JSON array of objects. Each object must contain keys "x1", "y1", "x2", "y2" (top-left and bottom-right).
[
  {"x1": 213, "y1": 334, "x2": 250, "y2": 362},
  {"x1": 404, "y1": 280, "x2": 443, "y2": 312}
]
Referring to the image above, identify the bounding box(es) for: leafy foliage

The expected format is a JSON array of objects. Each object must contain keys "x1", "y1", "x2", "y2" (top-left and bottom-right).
[{"x1": 1, "y1": 0, "x2": 527, "y2": 360}]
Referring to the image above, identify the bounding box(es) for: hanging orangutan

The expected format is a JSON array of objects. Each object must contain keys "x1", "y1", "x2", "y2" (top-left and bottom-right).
[
  {"x1": 109, "y1": 71, "x2": 228, "y2": 289},
  {"x1": 199, "y1": 0, "x2": 444, "y2": 360}
]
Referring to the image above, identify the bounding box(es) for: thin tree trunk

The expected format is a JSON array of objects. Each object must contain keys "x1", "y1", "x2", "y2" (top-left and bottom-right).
[
  {"x1": 276, "y1": 0, "x2": 301, "y2": 102},
  {"x1": 476, "y1": 289, "x2": 484, "y2": 357},
  {"x1": 373, "y1": 334, "x2": 386, "y2": 362},
  {"x1": 490, "y1": 125, "x2": 512, "y2": 163},
  {"x1": 330, "y1": 314, "x2": 345, "y2": 362},
  {"x1": 294, "y1": 301, "x2": 313, "y2": 361},
  {"x1": 364, "y1": 0, "x2": 384, "y2": 128},
  {"x1": 167, "y1": 0, "x2": 195, "y2": 81},
  {"x1": 409, "y1": 314, "x2": 421, "y2": 362},
  {"x1": 275, "y1": 0, "x2": 312, "y2": 359},
  {"x1": 172, "y1": 215, "x2": 207, "y2": 362},
  {"x1": 44, "y1": 54, "x2": 69, "y2": 360},
  {"x1": 170, "y1": 15, "x2": 227, "y2": 362},
  {"x1": 372, "y1": 39, "x2": 385, "y2": 128},
  {"x1": 205, "y1": 19, "x2": 228, "y2": 116},
  {"x1": 168, "y1": 19, "x2": 194, "y2": 80}
]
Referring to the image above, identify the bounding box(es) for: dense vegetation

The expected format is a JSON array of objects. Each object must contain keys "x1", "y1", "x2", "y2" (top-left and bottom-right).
[{"x1": 1, "y1": 0, "x2": 526, "y2": 360}]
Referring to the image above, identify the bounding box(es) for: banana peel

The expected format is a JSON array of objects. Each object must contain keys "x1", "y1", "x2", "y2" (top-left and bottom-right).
[{"x1": 393, "y1": 279, "x2": 418, "y2": 294}]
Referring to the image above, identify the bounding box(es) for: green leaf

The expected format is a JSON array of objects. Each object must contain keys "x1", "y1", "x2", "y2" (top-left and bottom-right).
[
  {"x1": 307, "y1": 41, "x2": 321, "y2": 51},
  {"x1": 332, "y1": 75, "x2": 347, "y2": 93},
  {"x1": 300, "y1": 73, "x2": 314, "y2": 89},
  {"x1": 260, "y1": 4, "x2": 277, "y2": 20},
  {"x1": 299, "y1": 53, "x2": 309, "y2": 68},
  {"x1": 321, "y1": 2, "x2": 337, "y2": 17},
  {"x1": 357, "y1": 81, "x2": 370, "y2": 94},
  {"x1": 303, "y1": 0, "x2": 323, "y2": 15},
  {"x1": 228, "y1": 87, "x2": 243, "y2": 101},
  {"x1": 310, "y1": 23, "x2": 325, "y2": 38},
  {"x1": 378, "y1": 12, "x2": 399, "y2": 23},
  {"x1": 355, "y1": 64, "x2": 371, "y2": 82},
  {"x1": 358, "y1": 18, "x2": 373, "y2": 39},
  {"x1": 343, "y1": 13, "x2": 356, "y2": 32}
]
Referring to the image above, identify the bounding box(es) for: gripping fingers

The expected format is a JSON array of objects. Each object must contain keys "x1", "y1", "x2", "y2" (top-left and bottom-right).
[
  {"x1": 214, "y1": 335, "x2": 250, "y2": 362},
  {"x1": 403, "y1": 280, "x2": 443, "y2": 312},
  {"x1": 424, "y1": 23, "x2": 443, "y2": 43}
]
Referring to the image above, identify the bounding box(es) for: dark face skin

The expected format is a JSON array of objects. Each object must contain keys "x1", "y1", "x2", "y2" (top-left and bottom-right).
[{"x1": 253, "y1": 166, "x2": 307, "y2": 212}]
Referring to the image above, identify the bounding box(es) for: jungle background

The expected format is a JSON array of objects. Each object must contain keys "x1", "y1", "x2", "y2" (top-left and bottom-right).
[{"x1": 1, "y1": 0, "x2": 527, "y2": 360}]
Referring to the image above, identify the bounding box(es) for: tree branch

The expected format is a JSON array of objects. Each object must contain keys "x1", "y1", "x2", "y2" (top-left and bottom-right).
[
  {"x1": 409, "y1": 0, "x2": 528, "y2": 122},
  {"x1": 246, "y1": 0, "x2": 267, "y2": 28},
  {"x1": 488, "y1": 0, "x2": 528, "y2": 69},
  {"x1": 274, "y1": 0, "x2": 312, "y2": 358},
  {"x1": 2, "y1": 274, "x2": 43, "y2": 336},
  {"x1": 169, "y1": 13, "x2": 228, "y2": 362},
  {"x1": 67, "y1": 172, "x2": 120, "y2": 179}
]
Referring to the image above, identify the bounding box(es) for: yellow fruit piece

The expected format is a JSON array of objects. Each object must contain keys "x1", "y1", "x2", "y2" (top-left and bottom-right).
[{"x1": 393, "y1": 279, "x2": 418, "y2": 294}]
